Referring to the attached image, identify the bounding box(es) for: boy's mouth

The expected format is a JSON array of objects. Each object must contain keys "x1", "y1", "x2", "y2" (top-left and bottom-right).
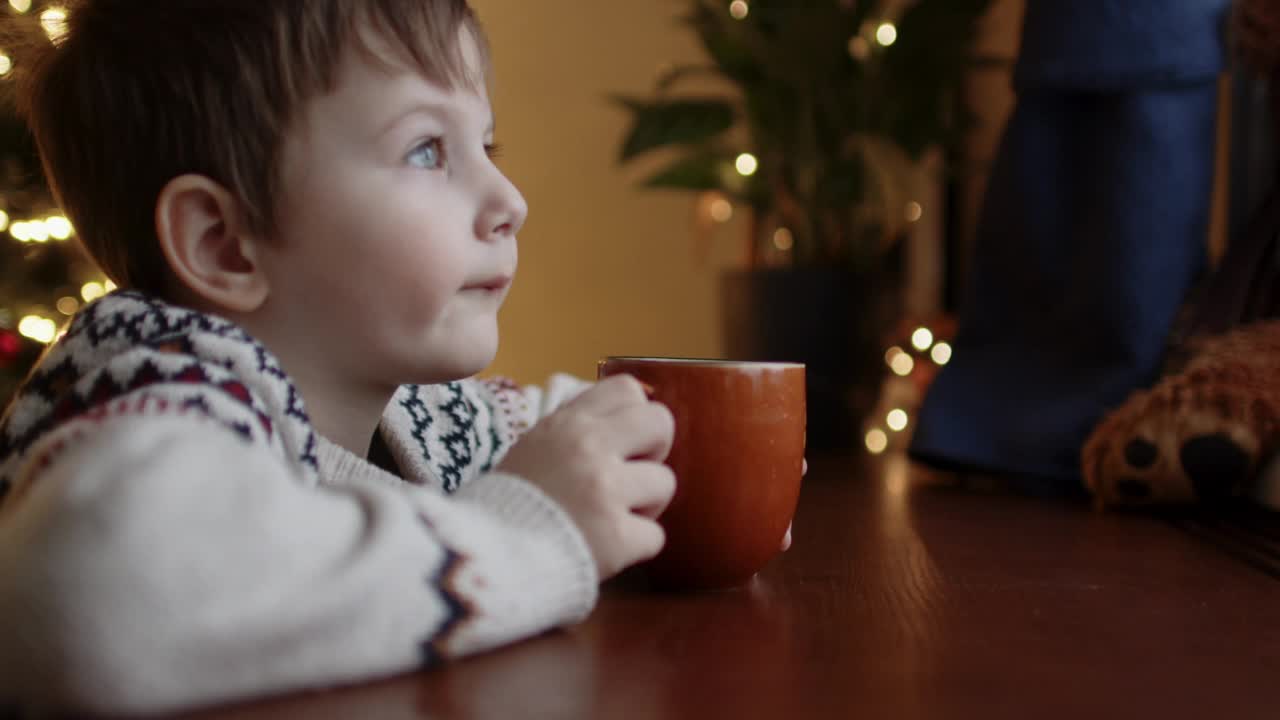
[{"x1": 462, "y1": 276, "x2": 512, "y2": 293}]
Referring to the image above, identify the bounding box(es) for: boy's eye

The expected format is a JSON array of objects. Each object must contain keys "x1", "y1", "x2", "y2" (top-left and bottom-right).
[
  {"x1": 485, "y1": 142, "x2": 503, "y2": 160},
  {"x1": 407, "y1": 138, "x2": 444, "y2": 169}
]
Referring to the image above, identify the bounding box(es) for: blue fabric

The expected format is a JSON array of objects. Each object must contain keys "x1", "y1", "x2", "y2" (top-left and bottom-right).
[
  {"x1": 909, "y1": 1, "x2": 1228, "y2": 485},
  {"x1": 1016, "y1": 0, "x2": 1229, "y2": 90}
]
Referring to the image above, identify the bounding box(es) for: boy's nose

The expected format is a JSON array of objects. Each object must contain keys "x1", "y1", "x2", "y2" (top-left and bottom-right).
[{"x1": 475, "y1": 170, "x2": 528, "y2": 242}]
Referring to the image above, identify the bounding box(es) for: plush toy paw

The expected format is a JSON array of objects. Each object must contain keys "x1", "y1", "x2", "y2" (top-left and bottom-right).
[{"x1": 1082, "y1": 321, "x2": 1280, "y2": 507}]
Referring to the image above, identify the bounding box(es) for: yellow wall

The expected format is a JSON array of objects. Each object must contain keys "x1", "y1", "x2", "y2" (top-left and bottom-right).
[
  {"x1": 471, "y1": 1, "x2": 737, "y2": 383},
  {"x1": 471, "y1": 0, "x2": 1025, "y2": 383}
]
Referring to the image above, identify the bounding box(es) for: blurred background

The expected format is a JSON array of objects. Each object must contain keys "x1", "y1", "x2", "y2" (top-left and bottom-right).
[
  {"x1": 1, "y1": 0, "x2": 1024, "y2": 441},
  {"x1": 2, "y1": 0, "x2": 1248, "y2": 461}
]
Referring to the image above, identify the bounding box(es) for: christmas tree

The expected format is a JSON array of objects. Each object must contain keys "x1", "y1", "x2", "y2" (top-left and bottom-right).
[{"x1": 0, "y1": 2, "x2": 109, "y2": 406}]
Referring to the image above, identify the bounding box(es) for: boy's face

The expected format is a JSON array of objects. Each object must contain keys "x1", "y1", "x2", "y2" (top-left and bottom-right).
[{"x1": 257, "y1": 28, "x2": 527, "y2": 389}]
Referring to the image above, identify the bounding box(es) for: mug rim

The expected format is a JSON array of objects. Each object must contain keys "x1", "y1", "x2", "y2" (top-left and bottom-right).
[{"x1": 601, "y1": 356, "x2": 804, "y2": 369}]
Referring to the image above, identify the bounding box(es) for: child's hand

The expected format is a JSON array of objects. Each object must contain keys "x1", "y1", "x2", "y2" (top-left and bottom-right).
[
  {"x1": 779, "y1": 458, "x2": 806, "y2": 552},
  {"x1": 497, "y1": 375, "x2": 676, "y2": 580}
]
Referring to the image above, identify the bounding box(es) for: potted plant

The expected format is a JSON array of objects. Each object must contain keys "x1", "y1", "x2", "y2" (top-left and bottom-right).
[{"x1": 614, "y1": 0, "x2": 992, "y2": 450}]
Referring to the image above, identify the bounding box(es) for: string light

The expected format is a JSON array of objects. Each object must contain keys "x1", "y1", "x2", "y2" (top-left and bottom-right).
[
  {"x1": 734, "y1": 152, "x2": 759, "y2": 177},
  {"x1": 0, "y1": 53, "x2": 11, "y2": 77},
  {"x1": 6, "y1": 216, "x2": 77, "y2": 242},
  {"x1": 905, "y1": 201, "x2": 923, "y2": 223},
  {"x1": 772, "y1": 227, "x2": 793, "y2": 251},
  {"x1": 931, "y1": 342, "x2": 952, "y2": 365},
  {"x1": 709, "y1": 196, "x2": 733, "y2": 223},
  {"x1": 911, "y1": 327, "x2": 934, "y2": 351},
  {"x1": 8, "y1": 0, "x2": 31, "y2": 13},
  {"x1": 875, "y1": 22, "x2": 898, "y2": 47},
  {"x1": 45, "y1": 215, "x2": 72, "y2": 240},
  {"x1": 886, "y1": 409, "x2": 909, "y2": 432},
  {"x1": 18, "y1": 315, "x2": 57, "y2": 344},
  {"x1": 81, "y1": 282, "x2": 106, "y2": 302},
  {"x1": 104, "y1": 279, "x2": 117, "y2": 292},
  {"x1": 890, "y1": 352, "x2": 914, "y2": 377},
  {"x1": 865, "y1": 429, "x2": 888, "y2": 454},
  {"x1": 729, "y1": 1, "x2": 749, "y2": 20},
  {"x1": 10, "y1": 220, "x2": 50, "y2": 243},
  {"x1": 40, "y1": 7, "x2": 70, "y2": 45}
]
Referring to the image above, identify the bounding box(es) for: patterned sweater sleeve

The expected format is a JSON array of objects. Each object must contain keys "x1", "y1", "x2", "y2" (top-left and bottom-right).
[
  {"x1": 379, "y1": 374, "x2": 593, "y2": 493},
  {"x1": 0, "y1": 399, "x2": 597, "y2": 716},
  {"x1": 469, "y1": 372, "x2": 594, "y2": 471}
]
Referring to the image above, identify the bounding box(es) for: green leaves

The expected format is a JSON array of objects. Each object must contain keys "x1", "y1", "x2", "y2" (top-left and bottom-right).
[
  {"x1": 612, "y1": 0, "x2": 996, "y2": 266},
  {"x1": 613, "y1": 97, "x2": 735, "y2": 161},
  {"x1": 642, "y1": 152, "x2": 728, "y2": 191}
]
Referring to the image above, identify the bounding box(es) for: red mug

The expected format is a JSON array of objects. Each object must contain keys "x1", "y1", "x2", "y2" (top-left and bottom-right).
[{"x1": 598, "y1": 357, "x2": 806, "y2": 590}]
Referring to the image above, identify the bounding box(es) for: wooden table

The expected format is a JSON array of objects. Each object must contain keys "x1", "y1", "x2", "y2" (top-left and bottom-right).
[{"x1": 192, "y1": 455, "x2": 1280, "y2": 720}]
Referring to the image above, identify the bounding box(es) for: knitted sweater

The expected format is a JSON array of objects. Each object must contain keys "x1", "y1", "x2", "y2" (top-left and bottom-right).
[{"x1": 0, "y1": 291, "x2": 597, "y2": 716}]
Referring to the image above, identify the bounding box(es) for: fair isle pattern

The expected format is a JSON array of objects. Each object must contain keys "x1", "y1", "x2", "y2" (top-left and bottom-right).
[
  {"x1": 415, "y1": 511, "x2": 474, "y2": 668},
  {"x1": 4, "y1": 393, "x2": 232, "y2": 510},
  {"x1": 380, "y1": 379, "x2": 535, "y2": 494},
  {"x1": 0, "y1": 294, "x2": 491, "y2": 674},
  {"x1": 0, "y1": 292, "x2": 319, "y2": 501}
]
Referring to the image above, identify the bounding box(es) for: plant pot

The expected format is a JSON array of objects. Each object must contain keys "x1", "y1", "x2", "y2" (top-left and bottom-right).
[{"x1": 720, "y1": 268, "x2": 897, "y2": 452}]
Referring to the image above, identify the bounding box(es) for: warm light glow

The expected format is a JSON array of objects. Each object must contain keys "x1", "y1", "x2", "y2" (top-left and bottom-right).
[
  {"x1": 55, "y1": 296, "x2": 79, "y2": 315},
  {"x1": 729, "y1": 0, "x2": 749, "y2": 20},
  {"x1": 735, "y1": 152, "x2": 759, "y2": 176},
  {"x1": 709, "y1": 197, "x2": 733, "y2": 223},
  {"x1": 8, "y1": 0, "x2": 31, "y2": 13},
  {"x1": 875, "y1": 22, "x2": 898, "y2": 46},
  {"x1": 905, "y1": 201, "x2": 923, "y2": 223},
  {"x1": 26, "y1": 220, "x2": 49, "y2": 243},
  {"x1": 884, "y1": 346, "x2": 904, "y2": 367},
  {"x1": 46, "y1": 215, "x2": 72, "y2": 240},
  {"x1": 772, "y1": 227, "x2": 794, "y2": 251},
  {"x1": 865, "y1": 429, "x2": 889, "y2": 454},
  {"x1": 18, "y1": 315, "x2": 57, "y2": 344},
  {"x1": 81, "y1": 282, "x2": 106, "y2": 302},
  {"x1": 911, "y1": 327, "x2": 934, "y2": 351},
  {"x1": 890, "y1": 353, "x2": 914, "y2": 377},
  {"x1": 0, "y1": 53, "x2": 11, "y2": 77},
  {"x1": 887, "y1": 409, "x2": 909, "y2": 432},
  {"x1": 0, "y1": 210, "x2": 8, "y2": 232},
  {"x1": 40, "y1": 7, "x2": 69, "y2": 44},
  {"x1": 931, "y1": 342, "x2": 952, "y2": 365},
  {"x1": 104, "y1": 279, "x2": 117, "y2": 292},
  {"x1": 12, "y1": 220, "x2": 49, "y2": 243},
  {"x1": 848, "y1": 35, "x2": 871, "y2": 60}
]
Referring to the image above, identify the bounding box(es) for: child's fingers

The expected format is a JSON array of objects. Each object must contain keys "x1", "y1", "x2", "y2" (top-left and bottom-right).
[
  {"x1": 617, "y1": 514, "x2": 667, "y2": 567},
  {"x1": 622, "y1": 461, "x2": 677, "y2": 519},
  {"x1": 603, "y1": 401, "x2": 675, "y2": 461},
  {"x1": 570, "y1": 374, "x2": 650, "y2": 415}
]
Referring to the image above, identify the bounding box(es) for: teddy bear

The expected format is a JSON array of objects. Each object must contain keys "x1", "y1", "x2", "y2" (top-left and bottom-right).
[{"x1": 1082, "y1": 320, "x2": 1280, "y2": 506}]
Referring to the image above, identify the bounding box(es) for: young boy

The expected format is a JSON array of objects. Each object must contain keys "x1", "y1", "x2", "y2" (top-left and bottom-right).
[{"x1": 0, "y1": 1, "x2": 680, "y2": 715}]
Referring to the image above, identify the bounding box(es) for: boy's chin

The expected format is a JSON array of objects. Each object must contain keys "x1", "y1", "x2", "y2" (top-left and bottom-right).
[{"x1": 410, "y1": 343, "x2": 498, "y2": 384}]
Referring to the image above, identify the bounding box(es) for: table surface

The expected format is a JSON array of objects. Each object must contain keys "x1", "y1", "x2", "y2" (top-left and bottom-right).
[{"x1": 189, "y1": 454, "x2": 1280, "y2": 720}]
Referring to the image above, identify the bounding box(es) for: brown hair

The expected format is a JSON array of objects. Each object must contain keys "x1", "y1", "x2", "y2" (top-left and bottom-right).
[{"x1": 10, "y1": 0, "x2": 488, "y2": 295}]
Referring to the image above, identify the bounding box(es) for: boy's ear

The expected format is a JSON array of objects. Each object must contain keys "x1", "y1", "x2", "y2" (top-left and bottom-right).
[{"x1": 155, "y1": 174, "x2": 269, "y2": 313}]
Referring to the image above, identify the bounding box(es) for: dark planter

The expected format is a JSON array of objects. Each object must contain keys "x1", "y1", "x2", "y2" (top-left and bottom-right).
[{"x1": 720, "y1": 268, "x2": 897, "y2": 452}]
